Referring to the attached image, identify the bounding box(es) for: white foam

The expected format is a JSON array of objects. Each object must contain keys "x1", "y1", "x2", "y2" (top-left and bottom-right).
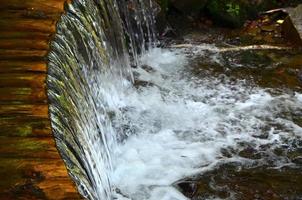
[
  {"x1": 111, "y1": 48, "x2": 302, "y2": 200},
  {"x1": 296, "y1": 92, "x2": 302, "y2": 102}
]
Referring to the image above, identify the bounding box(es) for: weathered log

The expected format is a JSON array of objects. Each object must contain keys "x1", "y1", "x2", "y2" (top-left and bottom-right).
[{"x1": 169, "y1": 44, "x2": 292, "y2": 52}]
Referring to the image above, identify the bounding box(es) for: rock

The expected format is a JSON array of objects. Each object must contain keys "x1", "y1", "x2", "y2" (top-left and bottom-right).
[
  {"x1": 261, "y1": 24, "x2": 275, "y2": 32},
  {"x1": 155, "y1": 10, "x2": 172, "y2": 38},
  {"x1": 175, "y1": 181, "x2": 198, "y2": 198},
  {"x1": 176, "y1": 164, "x2": 302, "y2": 199},
  {"x1": 238, "y1": 147, "x2": 262, "y2": 159},
  {"x1": 169, "y1": 0, "x2": 208, "y2": 14},
  {"x1": 298, "y1": 69, "x2": 302, "y2": 83},
  {"x1": 133, "y1": 79, "x2": 155, "y2": 88},
  {"x1": 292, "y1": 156, "x2": 302, "y2": 165},
  {"x1": 141, "y1": 64, "x2": 156, "y2": 73},
  {"x1": 282, "y1": 4, "x2": 302, "y2": 46}
]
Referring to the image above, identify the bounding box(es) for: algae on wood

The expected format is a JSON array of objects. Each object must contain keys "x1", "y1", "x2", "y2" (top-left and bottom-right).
[{"x1": 0, "y1": 0, "x2": 81, "y2": 199}]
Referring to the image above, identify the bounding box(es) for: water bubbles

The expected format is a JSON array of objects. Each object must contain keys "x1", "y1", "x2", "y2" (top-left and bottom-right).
[{"x1": 111, "y1": 48, "x2": 302, "y2": 200}]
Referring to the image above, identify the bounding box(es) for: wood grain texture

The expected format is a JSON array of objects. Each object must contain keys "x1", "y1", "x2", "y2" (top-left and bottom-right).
[{"x1": 0, "y1": 0, "x2": 81, "y2": 199}]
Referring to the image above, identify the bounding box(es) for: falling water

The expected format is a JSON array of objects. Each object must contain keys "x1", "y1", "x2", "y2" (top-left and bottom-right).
[
  {"x1": 47, "y1": 0, "x2": 157, "y2": 199},
  {"x1": 47, "y1": 0, "x2": 302, "y2": 200}
]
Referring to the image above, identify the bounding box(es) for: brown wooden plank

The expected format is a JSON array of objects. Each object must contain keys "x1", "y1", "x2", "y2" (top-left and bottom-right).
[
  {"x1": 0, "y1": 60, "x2": 47, "y2": 73},
  {"x1": 0, "y1": 0, "x2": 81, "y2": 199},
  {"x1": 0, "y1": 158, "x2": 81, "y2": 199},
  {"x1": 0, "y1": 73, "x2": 46, "y2": 88},
  {"x1": 0, "y1": 39, "x2": 49, "y2": 50},
  {"x1": 0, "y1": 117, "x2": 51, "y2": 137}
]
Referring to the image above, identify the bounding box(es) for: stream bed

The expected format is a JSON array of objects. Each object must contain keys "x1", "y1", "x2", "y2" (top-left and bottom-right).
[{"x1": 111, "y1": 38, "x2": 302, "y2": 200}]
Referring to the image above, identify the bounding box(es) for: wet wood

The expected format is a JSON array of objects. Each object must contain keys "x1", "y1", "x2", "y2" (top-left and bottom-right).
[
  {"x1": 0, "y1": 0, "x2": 81, "y2": 199},
  {"x1": 170, "y1": 44, "x2": 292, "y2": 51}
]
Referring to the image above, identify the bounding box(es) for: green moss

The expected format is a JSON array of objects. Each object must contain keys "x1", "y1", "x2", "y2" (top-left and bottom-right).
[
  {"x1": 206, "y1": 0, "x2": 248, "y2": 28},
  {"x1": 16, "y1": 125, "x2": 33, "y2": 137},
  {"x1": 226, "y1": 2, "x2": 240, "y2": 16}
]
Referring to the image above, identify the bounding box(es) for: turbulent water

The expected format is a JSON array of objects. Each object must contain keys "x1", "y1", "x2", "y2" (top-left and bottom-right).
[
  {"x1": 47, "y1": 0, "x2": 302, "y2": 200},
  {"x1": 111, "y1": 48, "x2": 302, "y2": 199},
  {"x1": 47, "y1": 0, "x2": 157, "y2": 199}
]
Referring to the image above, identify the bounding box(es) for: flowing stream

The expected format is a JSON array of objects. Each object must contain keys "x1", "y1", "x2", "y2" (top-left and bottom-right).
[{"x1": 47, "y1": 0, "x2": 302, "y2": 200}]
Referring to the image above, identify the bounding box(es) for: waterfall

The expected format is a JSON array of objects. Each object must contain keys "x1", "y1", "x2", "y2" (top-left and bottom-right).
[
  {"x1": 47, "y1": 0, "x2": 157, "y2": 199},
  {"x1": 47, "y1": 0, "x2": 302, "y2": 199}
]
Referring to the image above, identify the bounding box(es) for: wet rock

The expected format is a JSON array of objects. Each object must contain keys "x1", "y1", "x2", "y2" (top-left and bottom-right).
[
  {"x1": 156, "y1": 11, "x2": 172, "y2": 38},
  {"x1": 298, "y1": 69, "x2": 302, "y2": 83},
  {"x1": 282, "y1": 4, "x2": 302, "y2": 46},
  {"x1": 292, "y1": 156, "x2": 302, "y2": 165},
  {"x1": 175, "y1": 181, "x2": 198, "y2": 198},
  {"x1": 239, "y1": 147, "x2": 262, "y2": 159},
  {"x1": 288, "y1": 147, "x2": 302, "y2": 164},
  {"x1": 221, "y1": 147, "x2": 234, "y2": 158},
  {"x1": 261, "y1": 24, "x2": 275, "y2": 32},
  {"x1": 150, "y1": 0, "x2": 170, "y2": 37},
  {"x1": 177, "y1": 164, "x2": 302, "y2": 200},
  {"x1": 141, "y1": 64, "x2": 156, "y2": 73},
  {"x1": 221, "y1": 50, "x2": 273, "y2": 70},
  {"x1": 133, "y1": 79, "x2": 155, "y2": 88}
]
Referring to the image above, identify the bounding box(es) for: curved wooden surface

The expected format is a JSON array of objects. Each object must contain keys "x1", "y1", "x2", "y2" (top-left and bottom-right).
[{"x1": 0, "y1": 0, "x2": 81, "y2": 199}]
